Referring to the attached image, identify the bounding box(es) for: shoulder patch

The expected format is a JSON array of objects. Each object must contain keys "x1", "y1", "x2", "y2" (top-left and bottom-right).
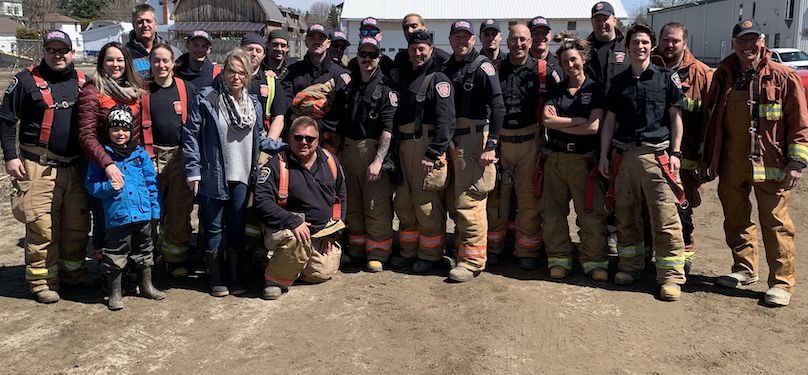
[
  {"x1": 614, "y1": 51, "x2": 625, "y2": 64},
  {"x1": 435, "y1": 81, "x2": 451, "y2": 98},
  {"x1": 481, "y1": 61, "x2": 496, "y2": 76},
  {"x1": 340, "y1": 73, "x2": 351, "y2": 85},
  {"x1": 257, "y1": 166, "x2": 271, "y2": 184},
  {"x1": 5, "y1": 76, "x2": 17, "y2": 94},
  {"x1": 671, "y1": 72, "x2": 682, "y2": 90},
  {"x1": 552, "y1": 70, "x2": 561, "y2": 84},
  {"x1": 580, "y1": 92, "x2": 592, "y2": 105},
  {"x1": 389, "y1": 91, "x2": 399, "y2": 107}
]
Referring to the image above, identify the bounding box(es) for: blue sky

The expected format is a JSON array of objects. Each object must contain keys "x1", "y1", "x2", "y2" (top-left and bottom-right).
[{"x1": 277, "y1": 0, "x2": 651, "y2": 16}]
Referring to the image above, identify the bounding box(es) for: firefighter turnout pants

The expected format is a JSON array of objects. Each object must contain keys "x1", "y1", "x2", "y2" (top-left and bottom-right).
[
  {"x1": 154, "y1": 146, "x2": 194, "y2": 263},
  {"x1": 393, "y1": 123, "x2": 448, "y2": 262},
  {"x1": 614, "y1": 147, "x2": 686, "y2": 285},
  {"x1": 342, "y1": 138, "x2": 394, "y2": 262},
  {"x1": 263, "y1": 228, "x2": 341, "y2": 288},
  {"x1": 486, "y1": 126, "x2": 542, "y2": 258},
  {"x1": 541, "y1": 151, "x2": 609, "y2": 274},
  {"x1": 11, "y1": 152, "x2": 89, "y2": 292}
]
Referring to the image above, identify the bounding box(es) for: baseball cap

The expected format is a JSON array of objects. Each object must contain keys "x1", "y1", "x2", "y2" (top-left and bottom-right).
[
  {"x1": 480, "y1": 19, "x2": 500, "y2": 34},
  {"x1": 306, "y1": 24, "x2": 328, "y2": 37},
  {"x1": 358, "y1": 37, "x2": 380, "y2": 51},
  {"x1": 268, "y1": 29, "x2": 290, "y2": 42},
  {"x1": 408, "y1": 30, "x2": 433, "y2": 46},
  {"x1": 591, "y1": 2, "x2": 615, "y2": 17},
  {"x1": 187, "y1": 29, "x2": 213, "y2": 44},
  {"x1": 360, "y1": 17, "x2": 381, "y2": 31},
  {"x1": 330, "y1": 30, "x2": 351, "y2": 45},
  {"x1": 450, "y1": 20, "x2": 474, "y2": 36},
  {"x1": 43, "y1": 30, "x2": 72, "y2": 48},
  {"x1": 240, "y1": 33, "x2": 264, "y2": 47},
  {"x1": 528, "y1": 16, "x2": 551, "y2": 31},
  {"x1": 733, "y1": 19, "x2": 763, "y2": 38}
]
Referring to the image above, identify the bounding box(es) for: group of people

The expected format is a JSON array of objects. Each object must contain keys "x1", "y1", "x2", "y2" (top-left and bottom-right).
[{"x1": 2, "y1": 2, "x2": 805, "y2": 310}]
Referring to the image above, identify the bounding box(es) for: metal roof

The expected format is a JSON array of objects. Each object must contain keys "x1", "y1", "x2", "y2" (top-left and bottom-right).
[
  {"x1": 340, "y1": 0, "x2": 628, "y2": 20},
  {"x1": 169, "y1": 22, "x2": 265, "y2": 32}
]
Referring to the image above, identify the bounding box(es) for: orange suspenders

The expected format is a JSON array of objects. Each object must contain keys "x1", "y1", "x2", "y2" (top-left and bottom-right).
[
  {"x1": 27, "y1": 66, "x2": 86, "y2": 147},
  {"x1": 141, "y1": 78, "x2": 188, "y2": 157},
  {"x1": 277, "y1": 149, "x2": 341, "y2": 220}
]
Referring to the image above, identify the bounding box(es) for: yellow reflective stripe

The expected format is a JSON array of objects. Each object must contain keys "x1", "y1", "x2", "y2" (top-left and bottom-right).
[
  {"x1": 581, "y1": 260, "x2": 609, "y2": 273},
  {"x1": 245, "y1": 224, "x2": 262, "y2": 238},
  {"x1": 758, "y1": 103, "x2": 782, "y2": 118},
  {"x1": 25, "y1": 265, "x2": 58, "y2": 280},
  {"x1": 547, "y1": 257, "x2": 572, "y2": 270},
  {"x1": 680, "y1": 158, "x2": 698, "y2": 170},
  {"x1": 683, "y1": 251, "x2": 695, "y2": 262},
  {"x1": 752, "y1": 166, "x2": 782, "y2": 182},
  {"x1": 265, "y1": 76, "x2": 276, "y2": 117},
  {"x1": 656, "y1": 255, "x2": 686, "y2": 270},
  {"x1": 58, "y1": 259, "x2": 83, "y2": 272},
  {"x1": 788, "y1": 143, "x2": 808, "y2": 163},
  {"x1": 618, "y1": 245, "x2": 644, "y2": 258},
  {"x1": 160, "y1": 241, "x2": 188, "y2": 256},
  {"x1": 682, "y1": 97, "x2": 702, "y2": 112}
]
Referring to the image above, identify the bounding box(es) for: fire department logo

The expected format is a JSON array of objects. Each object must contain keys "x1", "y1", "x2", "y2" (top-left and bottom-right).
[
  {"x1": 454, "y1": 21, "x2": 471, "y2": 29},
  {"x1": 671, "y1": 72, "x2": 683, "y2": 89},
  {"x1": 614, "y1": 52, "x2": 625, "y2": 63},
  {"x1": 363, "y1": 17, "x2": 378, "y2": 26},
  {"x1": 260, "y1": 84, "x2": 268, "y2": 97},
  {"x1": 47, "y1": 31, "x2": 66, "y2": 40},
  {"x1": 552, "y1": 70, "x2": 561, "y2": 83},
  {"x1": 390, "y1": 68, "x2": 401, "y2": 83},
  {"x1": 5, "y1": 77, "x2": 17, "y2": 94},
  {"x1": 595, "y1": 2, "x2": 604, "y2": 10},
  {"x1": 481, "y1": 62, "x2": 496, "y2": 76},
  {"x1": 173, "y1": 101, "x2": 182, "y2": 115},
  {"x1": 389, "y1": 91, "x2": 399, "y2": 107},
  {"x1": 741, "y1": 20, "x2": 753, "y2": 29},
  {"x1": 436, "y1": 82, "x2": 451, "y2": 98},
  {"x1": 257, "y1": 167, "x2": 271, "y2": 184},
  {"x1": 191, "y1": 30, "x2": 210, "y2": 39},
  {"x1": 485, "y1": 19, "x2": 495, "y2": 25},
  {"x1": 340, "y1": 73, "x2": 351, "y2": 85},
  {"x1": 581, "y1": 92, "x2": 592, "y2": 105},
  {"x1": 310, "y1": 24, "x2": 325, "y2": 32}
]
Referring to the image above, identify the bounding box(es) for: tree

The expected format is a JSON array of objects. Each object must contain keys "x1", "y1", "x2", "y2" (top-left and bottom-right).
[
  {"x1": 326, "y1": 5, "x2": 339, "y2": 29},
  {"x1": 62, "y1": 0, "x2": 104, "y2": 20},
  {"x1": 305, "y1": 1, "x2": 331, "y2": 26},
  {"x1": 22, "y1": 0, "x2": 56, "y2": 28},
  {"x1": 97, "y1": 0, "x2": 139, "y2": 22},
  {"x1": 650, "y1": 0, "x2": 698, "y2": 8}
]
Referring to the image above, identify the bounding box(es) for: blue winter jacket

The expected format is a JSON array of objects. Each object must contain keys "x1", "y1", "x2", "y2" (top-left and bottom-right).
[
  {"x1": 85, "y1": 145, "x2": 160, "y2": 229},
  {"x1": 183, "y1": 81, "x2": 287, "y2": 200}
]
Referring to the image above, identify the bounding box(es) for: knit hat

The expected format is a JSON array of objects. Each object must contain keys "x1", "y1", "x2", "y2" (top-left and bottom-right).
[{"x1": 107, "y1": 104, "x2": 134, "y2": 132}]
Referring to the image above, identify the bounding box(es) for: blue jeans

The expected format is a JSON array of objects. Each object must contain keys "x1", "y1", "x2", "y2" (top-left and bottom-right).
[{"x1": 198, "y1": 182, "x2": 248, "y2": 255}]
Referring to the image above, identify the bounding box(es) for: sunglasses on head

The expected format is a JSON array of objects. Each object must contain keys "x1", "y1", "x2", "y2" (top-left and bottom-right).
[
  {"x1": 293, "y1": 135, "x2": 318, "y2": 143},
  {"x1": 357, "y1": 51, "x2": 380, "y2": 59},
  {"x1": 360, "y1": 29, "x2": 380, "y2": 37},
  {"x1": 45, "y1": 47, "x2": 71, "y2": 55}
]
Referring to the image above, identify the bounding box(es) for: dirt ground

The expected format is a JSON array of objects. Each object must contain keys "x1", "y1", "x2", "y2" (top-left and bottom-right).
[{"x1": 0, "y1": 66, "x2": 807, "y2": 374}]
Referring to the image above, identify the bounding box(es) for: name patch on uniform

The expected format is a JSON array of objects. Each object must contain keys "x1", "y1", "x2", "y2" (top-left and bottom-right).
[
  {"x1": 258, "y1": 167, "x2": 271, "y2": 183},
  {"x1": 173, "y1": 101, "x2": 182, "y2": 115},
  {"x1": 581, "y1": 92, "x2": 592, "y2": 105},
  {"x1": 481, "y1": 62, "x2": 496, "y2": 76},
  {"x1": 671, "y1": 72, "x2": 683, "y2": 90},
  {"x1": 389, "y1": 91, "x2": 399, "y2": 107},
  {"x1": 260, "y1": 84, "x2": 268, "y2": 97},
  {"x1": 5, "y1": 77, "x2": 17, "y2": 94},
  {"x1": 614, "y1": 52, "x2": 625, "y2": 63},
  {"x1": 340, "y1": 73, "x2": 351, "y2": 85},
  {"x1": 436, "y1": 82, "x2": 451, "y2": 98}
]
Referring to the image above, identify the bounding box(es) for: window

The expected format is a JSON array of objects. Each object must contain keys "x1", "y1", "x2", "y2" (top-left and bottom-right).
[
  {"x1": 786, "y1": 0, "x2": 795, "y2": 19},
  {"x1": 774, "y1": 33, "x2": 781, "y2": 48},
  {"x1": 567, "y1": 21, "x2": 577, "y2": 30}
]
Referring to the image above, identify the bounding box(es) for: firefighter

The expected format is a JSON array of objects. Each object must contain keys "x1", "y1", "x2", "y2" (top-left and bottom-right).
[
  {"x1": 174, "y1": 29, "x2": 220, "y2": 89},
  {"x1": 479, "y1": 19, "x2": 503, "y2": 65},
  {"x1": 586, "y1": 1, "x2": 627, "y2": 92},
  {"x1": 541, "y1": 37, "x2": 609, "y2": 281},
  {"x1": 346, "y1": 17, "x2": 396, "y2": 74},
  {"x1": 528, "y1": 16, "x2": 565, "y2": 84},
  {"x1": 264, "y1": 29, "x2": 296, "y2": 78},
  {"x1": 388, "y1": 31, "x2": 456, "y2": 273},
  {"x1": 442, "y1": 20, "x2": 504, "y2": 281},
  {"x1": 1, "y1": 30, "x2": 91, "y2": 303},
  {"x1": 390, "y1": 13, "x2": 452, "y2": 85},
  {"x1": 597, "y1": 24, "x2": 686, "y2": 301},
  {"x1": 701, "y1": 19, "x2": 808, "y2": 307},
  {"x1": 652, "y1": 22, "x2": 713, "y2": 274}
]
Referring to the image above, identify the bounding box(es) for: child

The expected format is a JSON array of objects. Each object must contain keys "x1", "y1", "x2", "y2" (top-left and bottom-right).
[{"x1": 86, "y1": 104, "x2": 165, "y2": 310}]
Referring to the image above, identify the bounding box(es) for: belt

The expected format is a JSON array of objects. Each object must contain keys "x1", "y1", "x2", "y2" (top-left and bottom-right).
[
  {"x1": 453, "y1": 124, "x2": 488, "y2": 137},
  {"x1": 20, "y1": 149, "x2": 79, "y2": 167},
  {"x1": 399, "y1": 130, "x2": 435, "y2": 140},
  {"x1": 547, "y1": 138, "x2": 594, "y2": 154},
  {"x1": 500, "y1": 133, "x2": 535, "y2": 143}
]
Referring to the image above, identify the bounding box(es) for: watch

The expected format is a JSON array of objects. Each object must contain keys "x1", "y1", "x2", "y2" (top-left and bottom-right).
[
  {"x1": 670, "y1": 150, "x2": 683, "y2": 158},
  {"x1": 484, "y1": 139, "x2": 499, "y2": 151}
]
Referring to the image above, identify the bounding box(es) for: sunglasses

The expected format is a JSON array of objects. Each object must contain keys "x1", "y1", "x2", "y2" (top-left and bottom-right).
[
  {"x1": 358, "y1": 51, "x2": 380, "y2": 59},
  {"x1": 45, "y1": 47, "x2": 71, "y2": 55},
  {"x1": 293, "y1": 135, "x2": 317, "y2": 143},
  {"x1": 360, "y1": 29, "x2": 380, "y2": 37}
]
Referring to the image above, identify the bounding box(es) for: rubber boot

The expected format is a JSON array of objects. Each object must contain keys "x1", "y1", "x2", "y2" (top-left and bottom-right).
[
  {"x1": 106, "y1": 268, "x2": 124, "y2": 311},
  {"x1": 227, "y1": 249, "x2": 246, "y2": 296},
  {"x1": 206, "y1": 252, "x2": 229, "y2": 297},
  {"x1": 137, "y1": 266, "x2": 166, "y2": 300}
]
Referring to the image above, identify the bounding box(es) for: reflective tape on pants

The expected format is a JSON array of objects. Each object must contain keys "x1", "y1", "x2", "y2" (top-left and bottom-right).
[
  {"x1": 26, "y1": 265, "x2": 58, "y2": 281},
  {"x1": 548, "y1": 256, "x2": 572, "y2": 270},
  {"x1": 618, "y1": 244, "x2": 644, "y2": 258},
  {"x1": 656, "y1": 255, "x2": 686, "y2": 270}
]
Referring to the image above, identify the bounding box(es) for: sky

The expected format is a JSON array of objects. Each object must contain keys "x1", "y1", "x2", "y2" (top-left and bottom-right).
[{"x1": 276, "y1": 0, "x2": 651, "y2": 16}]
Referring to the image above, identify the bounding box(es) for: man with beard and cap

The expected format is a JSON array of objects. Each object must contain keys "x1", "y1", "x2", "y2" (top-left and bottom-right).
[
  {"x1": 347, "y1": 17, "x2": 396, "y2": 75},
  {"x1": 528, "y1": 16, "x2": 565, "y2": 84},
  {"x1": 441, "y1": 20, "x2": 505, "y2": 281},
  {"x1": 327, "y1": 30, "x2": 351, "y2": 68},
  {"x1": 264, "y1": 29, "x2": 296, "y2": 79},
  {"x1": 0, "y1": 30, "x2": 92, "y2": 303},
  {"x1": 586, "y1": 1, "x2": 626, "y2": 91},
  {"x1": 125, "y1": 3, "x2": 179, "y2": 76},
  {"x1": 651, "y1": 22, "x2": 712, "y2": 275},
  {"x1": 701, "y1": 19, "x2": 808, "y2": 307},
  {"x1": 479, "y1": 19, "x2": 503, "y2": 66},
  {"x1": 174, "y1": 29, "x2": 220, "y2": 89},
  {"x1": 486, "y1": 23, "x2": 544, "y2": 269},
  {"x1": 390, "y1": 13, "x2": 452, "y2": 85}
]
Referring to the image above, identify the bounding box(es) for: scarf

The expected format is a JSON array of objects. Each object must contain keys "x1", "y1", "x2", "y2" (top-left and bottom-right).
[
  {"x1": 217, "y1": 84, "x2": 256, "y2": 130},
  {"x1": 101, "y1": 74, "x2": 141, "y2": 103},
  {"x1": 109, "y1": 141, "x2": 137, "y2": 159}
]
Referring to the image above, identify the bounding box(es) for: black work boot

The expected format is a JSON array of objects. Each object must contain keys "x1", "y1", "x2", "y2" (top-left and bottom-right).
[
  {"x1": 205, "y1": 252, "x2": 229, "y2": 297},
  {"x1": 227, "y1": 249, "x2": 246, "y2": 296},
  {"x1": 137, "y1": 266, "x2": 166, "y2": 300},
  {"x1": 106, "y1": 268, "x2": 124, "y2": 311}
]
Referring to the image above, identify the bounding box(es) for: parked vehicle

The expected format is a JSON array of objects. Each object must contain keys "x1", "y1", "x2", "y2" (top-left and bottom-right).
[{"x1": 770, "y1": 48, "x2": 808, "y2": 69}]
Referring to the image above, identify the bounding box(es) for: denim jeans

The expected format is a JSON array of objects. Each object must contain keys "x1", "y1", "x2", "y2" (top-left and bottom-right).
[{"x1": 198, "y1": 182, "x2": 248, "y2": 255}]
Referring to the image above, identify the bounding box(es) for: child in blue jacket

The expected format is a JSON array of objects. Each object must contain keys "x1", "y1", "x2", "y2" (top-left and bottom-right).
[{"x1": 85, "y1": 104, "x2": 166, "y2": 310}]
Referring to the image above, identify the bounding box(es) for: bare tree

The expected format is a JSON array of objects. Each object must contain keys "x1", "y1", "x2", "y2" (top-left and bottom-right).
[
  {"x1": 305, "y1": 1, "x2": 332, "y2": 26},
  {"x1": 97, "y1": 0, "x2": 139, "y2": 22},
  {"x1": 22, "y1": 0, "x2": 56, "y2": 28}
]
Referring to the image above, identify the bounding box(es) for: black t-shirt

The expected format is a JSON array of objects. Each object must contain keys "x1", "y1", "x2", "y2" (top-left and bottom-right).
[
  {"x1": 148, "y1": 79, "x2": 197, "y2": 147},
  {"x1": 546, "y1": 77, "x2": 605, "y2": 152}
]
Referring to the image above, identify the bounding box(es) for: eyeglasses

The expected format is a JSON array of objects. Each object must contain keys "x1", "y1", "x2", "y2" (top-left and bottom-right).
[
  {"x1": 45, "y1": 47, "x2": 71, "y2": 55},
  {"x1": 357, "y1": 51, "x2": 380, "y2": 59},
  {"x1": 292, "y1": 135, "x2": 317, "y2": 143},
  {"x1": 331, "y1": 44, "x2": 347, "y2": 51},
  {"x1": 224, "y1": 69, "x2": 247, "y2": 77},
  {"x1": 360, "y1": 29, "x2": 380, "y2": 37}
]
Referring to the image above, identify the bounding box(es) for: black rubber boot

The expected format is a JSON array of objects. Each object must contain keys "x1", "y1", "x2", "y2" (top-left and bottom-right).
[
  {"x1": 106, "y1": 268, "x2": 124, "y2": 311},
  {"x1": 137, "y1": 266, "x2": 166, "y2": 300},
  {"x1": 206, "y1": 252, "x2": 229, "y2": 297},
  {"x1": 227, "y1": 249, "x2": 246, "y2": 296}
]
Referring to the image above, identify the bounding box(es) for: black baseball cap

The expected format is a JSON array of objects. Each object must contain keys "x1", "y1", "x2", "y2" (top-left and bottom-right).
[
  {"x1": 450, "y1": 20, "x2": 474, "y2": 36},
  {"x1": 306, "y1": 24, "x2": 328, "y2": 37},
  {"x1": 43, "y1": 30, "x2": 72, "y2": 48},
  {"x1": 187, "y1": 29, "x2": 213, "y2": 44},
  {"x1": 359, "y1": 37, "x2": 381, "y2": 51},
  {"x1": 330, "y1": 30, "x2": 350, "y2": 45},
  {"x1": 528, "y1": 16, "x2": 551, "y2": 31},
  {"x1": 360, "y1": 17, "x2": 381, "y2": 31},
  {"x1": 591, "y1": 1, "x2": 615, "y2": 17},
  {"x1": 408, "y1": 30, "x2": 433, "y2": 46},
  {"x1": 733, "y1": 19, "x2": 763, "y2": 38},
  {"x1": 480, "y1": 19, "x2": 500, "y2": 34}
]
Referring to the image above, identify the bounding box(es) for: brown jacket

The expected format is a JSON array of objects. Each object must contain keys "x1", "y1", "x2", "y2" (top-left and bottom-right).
[
  {"x1": 652, "y1": 47, "x2": 713, "y2": 169},
  {"x1": 702, "y1": 49, "x2": 808, "y2": 182}
]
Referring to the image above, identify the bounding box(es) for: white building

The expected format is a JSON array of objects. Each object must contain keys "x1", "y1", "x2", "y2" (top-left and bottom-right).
[
  {"x1": 339, "y1": 0, "x2": 628, "y2": 58},
  {"x1": 648, "y1": 0, "x2": 806, "y2": 65},
  {"x1": 0, "y1": 0, "x2": 22, "y2": 18},
  {"x1": 41, "y1": 13, "x2": 84, "y2": 55},
  {"x1": 81, "y1": 21, "x2": 134, "y2": 56},
  {"x1": 146, "y1": 0, "x2": 176, "y2": 25}
]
